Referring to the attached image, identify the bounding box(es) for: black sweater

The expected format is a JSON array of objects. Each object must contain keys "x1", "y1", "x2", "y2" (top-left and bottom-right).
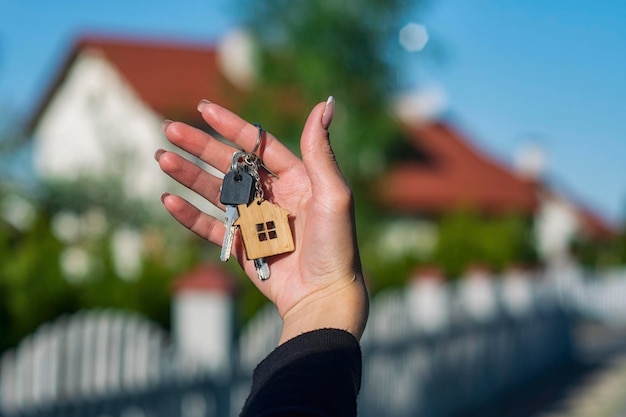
[{"x1": 240, "y1": 329, "x2": 362, "y2": 417}]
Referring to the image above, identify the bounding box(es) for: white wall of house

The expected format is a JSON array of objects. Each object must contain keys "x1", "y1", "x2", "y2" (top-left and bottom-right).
[
  {"x1": 33, "y1": 50, "x2": 167, "y2": 200},
  {"x1": 30, "y1": 48, "x2": 227, "y2": 284},
  {"x1": 31, "y1": 49, "x2": 222, "y2": 219}
]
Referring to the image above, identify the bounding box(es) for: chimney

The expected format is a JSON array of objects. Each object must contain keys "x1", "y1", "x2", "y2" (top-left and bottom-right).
[
  {"x1": 217, "y1": 29, "x2": 258, "y2": 90},
  {"x1": 515, "y1": 140, "x2": 546, "y2": 181}
]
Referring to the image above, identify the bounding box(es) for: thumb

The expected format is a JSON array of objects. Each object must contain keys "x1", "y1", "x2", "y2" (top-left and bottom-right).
[{"x1": 301, "y1": 97, "x2": 348, "y2": 196}]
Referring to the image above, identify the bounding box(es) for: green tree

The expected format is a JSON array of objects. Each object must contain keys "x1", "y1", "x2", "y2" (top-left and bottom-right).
[
  {"x1": 432, "y1": 210, "x2": 537, "y2": 278},
  {"x1": 239, "y1": 0, "x2": 427, "y2": 289},
  {"x1": 571, "y1": 233, "x2": 624, "y2": 269},
  {"x1": 0, "y1": 205, "x2": 76, "y2": 352},
  {"x1": 242, "y1": 1, "x2": 419, "y2": 178},
  {"x1": 0, "y1": 113, "x2": 209, "y2": 350},
  {"x1": 0, "y1": 177, "x2": 213, "y2": 351}
]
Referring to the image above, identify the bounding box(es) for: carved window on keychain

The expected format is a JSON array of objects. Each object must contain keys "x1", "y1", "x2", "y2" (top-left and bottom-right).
[{"x1": 257, "y1": 221, "x2": 277, "y2": 241}]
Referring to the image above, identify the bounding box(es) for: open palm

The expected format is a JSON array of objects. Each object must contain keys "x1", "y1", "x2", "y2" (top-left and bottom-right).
[{"x1": 157, "y1": 99, "x2": 368, "y2": 341}]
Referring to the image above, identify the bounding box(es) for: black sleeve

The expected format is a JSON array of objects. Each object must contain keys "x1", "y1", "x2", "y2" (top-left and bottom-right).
[{"x1": 239, "y1": 328, "x2": 362, "y2": 417}]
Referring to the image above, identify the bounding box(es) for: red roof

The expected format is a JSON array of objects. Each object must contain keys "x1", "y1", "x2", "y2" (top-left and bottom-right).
[
  {"x1": 29, "y1": 35, "x2": 246, "y2": 131},
  {"x1": 549, "y1": 190, "x2": 618, "y2": 240},
  {"x1": 172, "y1": 263, "x2": 236, "y2": 294},
  {"x1": 578, "y1": 206, "x2": 616, "y2": 240},
  {"x1": 376, "y1": 121, "x2": 539, "y2": 215}
]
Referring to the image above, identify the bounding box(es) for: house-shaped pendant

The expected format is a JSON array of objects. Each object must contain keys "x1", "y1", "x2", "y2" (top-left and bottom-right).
[{"x1": 235, "y1": 198, "x2": 295, "y2": 260}]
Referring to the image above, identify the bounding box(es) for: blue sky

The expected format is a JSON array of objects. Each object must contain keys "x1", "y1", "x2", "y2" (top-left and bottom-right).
[{"x1": 1, "y1": 0, "x2": 625, "y2": 224}]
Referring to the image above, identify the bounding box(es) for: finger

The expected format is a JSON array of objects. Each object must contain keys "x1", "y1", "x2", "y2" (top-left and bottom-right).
[
  {"x1": 197, "y1": 100, "x2": 301, "y2": 175},
  {"x1": 164, "y1": 121, "x2": 245, "y2": 174},
  {"x1": 300, "y1": 97, "x2": 351, "y2": 203},
  {"x1": 161, "y1": 193, "x2": 224, "y2": 246},
  {"x1": 156, "y1": 150, "x2": 225, "y2": 209}
]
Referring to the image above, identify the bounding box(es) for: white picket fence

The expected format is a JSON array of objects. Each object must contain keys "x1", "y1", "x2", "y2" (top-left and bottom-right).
[
  {"x1": 1, "y1": 266, "x2": 626, "y2": 417},
  {"x1": 566, "y1": 267, "x2": 626, "y2": 325},
  {"x1": 0, "y1": 309, "x2": 225, "y2": 417},
  {"x1": 0, "y1": 310, "x2": 174, "y2": 415},
  {"x1": 359, "y1": 271, "x2": 568, "y2": 417}
]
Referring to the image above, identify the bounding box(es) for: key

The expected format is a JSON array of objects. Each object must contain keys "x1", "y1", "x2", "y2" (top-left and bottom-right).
[
  {"x1": 219, "y1": 169, "x2": 255, "y2": 262},
  {"x1": 254, "y1": 258, "x2": 270, "y2": 280},
  {"x1": 220, "y1": 205, "x2": 239, "y2": 261}
]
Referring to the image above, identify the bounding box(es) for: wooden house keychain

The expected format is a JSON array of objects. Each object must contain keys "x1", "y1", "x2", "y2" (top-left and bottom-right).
[{"x1": 219, "y1": 124, "x2": 294, "y2": 280}]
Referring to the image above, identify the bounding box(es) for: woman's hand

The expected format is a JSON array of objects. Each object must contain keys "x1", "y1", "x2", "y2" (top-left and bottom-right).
[{"x1": 156, "y1": 98, "x2": 368, "y2": 343}]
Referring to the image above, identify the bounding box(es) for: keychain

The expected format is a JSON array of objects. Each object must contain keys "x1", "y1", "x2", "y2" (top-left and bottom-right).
[{"x1": 218, "y1": 124, "x2": 294, "y2": 280}]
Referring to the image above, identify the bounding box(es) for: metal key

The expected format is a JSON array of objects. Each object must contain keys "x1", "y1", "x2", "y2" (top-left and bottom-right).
[
  {"x1": 220, "y1": 142, "x2": 274, "y2": 280},
  {"x1": 219, "y1": 167, "x2": 255, "y2": 262},
  {"x1": 254, "y1": 258, "x2": 270, "y2": 280},
  {"x1": 220, "y1": 205, "x2": 239, "y2": 261}
]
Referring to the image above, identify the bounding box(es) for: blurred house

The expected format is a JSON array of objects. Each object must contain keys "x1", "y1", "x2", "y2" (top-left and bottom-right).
[
  {"x1": 27, "y1": 34, "x2": 614, "y2": 270},
  {"x1": 27, "y1": 34, "x2": 250, "y2": 214},
  {"x1": 26, "y1": 34, "x2": 254, "y2": 280},
  {"x1": 374, "y1": 119, "x2": 615, "y2": 266}
]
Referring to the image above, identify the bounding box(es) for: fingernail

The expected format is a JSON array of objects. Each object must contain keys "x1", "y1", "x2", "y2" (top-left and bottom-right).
[
  {"x1": 161, "y1": 119, "x2": 173, "y2": 133},
  {"x1": 154, "y1": 149, "x2": 166, "y2": 162},
  {"x1": 322, "y1": 96, "x2": 335, "y2": 130},
  {"x1": 160, "y1": 192, "x2": 170, "y2": 204},
  {"x1": 197, "y1": 99, "x2": 211, "y2": 112}
]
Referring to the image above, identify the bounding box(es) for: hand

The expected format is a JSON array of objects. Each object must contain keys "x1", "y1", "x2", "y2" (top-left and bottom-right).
[{"x1": 156, "y1": 98, "x2": 368, "y2": 343}]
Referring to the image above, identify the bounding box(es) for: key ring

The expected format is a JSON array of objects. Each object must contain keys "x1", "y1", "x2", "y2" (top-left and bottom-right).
[
  {"x1": 246, "y1": 123, "x2": 279, "y2": 179},
  {"x1": 250, "y1": 123, "x2": 263, "y2": 155},
  {"x1": 230, "y1": 151, "x2": 246, "y2": 173}
]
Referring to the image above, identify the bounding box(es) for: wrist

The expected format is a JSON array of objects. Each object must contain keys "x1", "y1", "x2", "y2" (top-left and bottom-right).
[{"x1": 278, "y1": 276, "x2": 369, "y2": 345}]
